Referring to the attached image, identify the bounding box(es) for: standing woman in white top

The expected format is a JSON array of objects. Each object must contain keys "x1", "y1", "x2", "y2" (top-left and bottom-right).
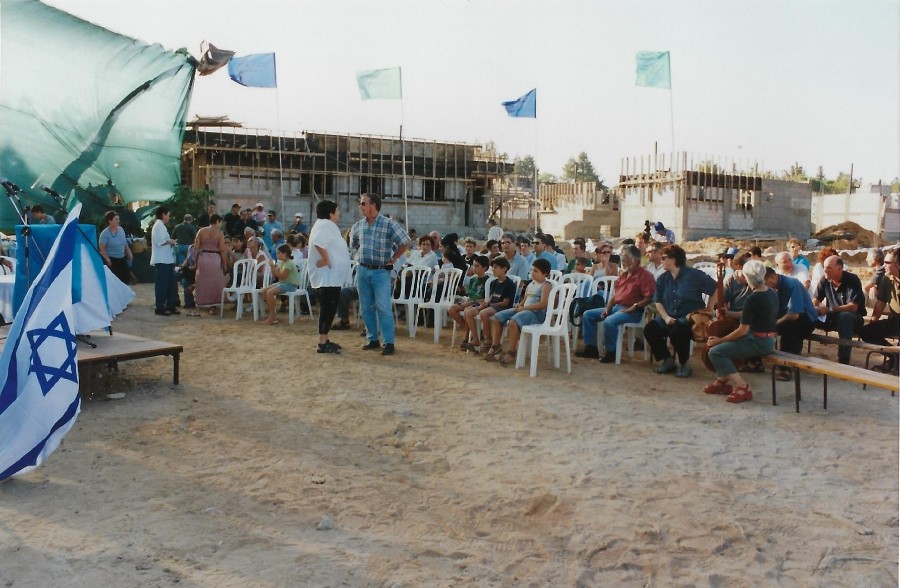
[
  {"x1": 149, "y1": 206, "x2": 179, "y2": 316},
  {"x1": 308, "y1": 200, "x2": 351, "y2": 354}
]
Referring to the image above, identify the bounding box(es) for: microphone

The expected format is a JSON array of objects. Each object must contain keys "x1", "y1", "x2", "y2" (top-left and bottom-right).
[
  {"x1": 0, "y1": 177, "x2": 21, "y2": 193},
  {"x1": 40, "y1": 184, "x2": 62, "y2": 199}
]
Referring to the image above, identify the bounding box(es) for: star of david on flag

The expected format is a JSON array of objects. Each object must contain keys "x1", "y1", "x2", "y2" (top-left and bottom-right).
[{"x1": 0, "y1": 206, "x2": 83, "y2": 481}]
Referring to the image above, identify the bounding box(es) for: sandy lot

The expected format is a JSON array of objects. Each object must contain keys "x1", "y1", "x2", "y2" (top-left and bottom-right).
[{"x1": 1, "y1": 283, "x2": 897, "y2": 587}]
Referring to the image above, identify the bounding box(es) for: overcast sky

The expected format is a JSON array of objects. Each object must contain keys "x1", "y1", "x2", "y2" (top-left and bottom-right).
[{"x1": 44, "y1": 0, "x2": 900, "y2": 186}]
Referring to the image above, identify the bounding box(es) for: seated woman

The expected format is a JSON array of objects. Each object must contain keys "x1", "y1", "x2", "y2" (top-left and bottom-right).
[
  {"x1": 485, "y1": 258, "x2": 553, "y2": 365},
  {"x1": 245, "y1": 236, "x2": 271, "y2": 287},
  {"x1": 449, "y1": 254, "x2": 490, "y2": 351},
  {"x1": 257, "y1": 244, "x2": 301, "y2": 325},
  {"x1": 590, "y1": 242, "x2": 619, "y2": 277},
  {"x1": 643, "y1": 244, "x2": 717, "y2": 378},
  {"x1": 704, "y1": 260, "x2": 779, "y2": 403}
]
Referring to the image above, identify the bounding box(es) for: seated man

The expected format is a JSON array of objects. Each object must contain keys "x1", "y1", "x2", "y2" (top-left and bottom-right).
[
  {"x1": 643, "y1": 244, "x2": 717, "y2": 378},
  {"x1": 565, "y1": 238, "x2": 592, "y2": 273},
  {"x1": 812, "y1": 255, "x2": 866, "y2": 364},
  {"x1": 862, "y1": 248, "x2": 885, "y2": 301},
  {"x1": 860, "y1": 249, "x2": 899, "y2": 348},
  {"x1": 775, "y1": 251, "x2": 810, "y2": 290},
  {"x1": 765, "y1": 267, "x2": 817, "y2": 379},
  {"x1": 575, "y1": 245, "x2": 655, "y2": 362}
]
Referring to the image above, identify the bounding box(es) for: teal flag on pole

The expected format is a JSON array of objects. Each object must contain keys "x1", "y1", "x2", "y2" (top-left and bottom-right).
[
  {"x1": 356, "y1": 67, "x2": 402, "y2": 100},
  {"x1": 502, "y1": 88, "x2": 536, "y2": 118},
  {"x1": 635, "y1": 51, "x2": 671, "y2": 89}
]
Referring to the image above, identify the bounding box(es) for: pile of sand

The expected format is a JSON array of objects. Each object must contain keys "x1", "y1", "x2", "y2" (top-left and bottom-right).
[{"x1": 813, "y1": 221, "x2": 879, "y2": 249}]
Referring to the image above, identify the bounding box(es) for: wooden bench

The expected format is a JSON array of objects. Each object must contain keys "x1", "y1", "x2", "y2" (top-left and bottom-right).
[
  {"x1": 763, "y1": 351, "x2": 899, "y2": 413},
  {"x1": 806, "y1": 332, "x2": 899, "y2": 372}
]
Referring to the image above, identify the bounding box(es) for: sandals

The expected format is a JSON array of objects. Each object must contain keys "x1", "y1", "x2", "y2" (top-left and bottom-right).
[
  {"x1": 703, "y1": 379, "x2": 732, "y2": 395},
  {"x1": 726, "y1": 385, "x2": 753, "y2": 404},
  {"x1": 483, "y1": 344, "x2": 503, "y2": 361},
  {"x1": 775, "y1": 366, "x2": 793, "y2": 381},
  {"x1": 737, "y1": 358, "x2": 764, "y2": 373},
  {"x1": 460, "y1": 341, "x2": 479, "y2": 353},
  {"x1": 479, "y1": 343, "x2": 492, "y2": 354},
  {"x1": 498, "y1": 350, "x2": 517, "y2": 366}
]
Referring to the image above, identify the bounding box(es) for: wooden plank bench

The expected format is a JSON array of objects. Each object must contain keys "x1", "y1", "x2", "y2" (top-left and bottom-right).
[
  {"x1": 806, "y1": 332, "x2": 899, "y2": 368},
  {"x1": 763, "y1": 351, "x2": 899, "y2": 413},
  {"x1": 77, "y1": 331, "x2": 184, "y2": 385}
]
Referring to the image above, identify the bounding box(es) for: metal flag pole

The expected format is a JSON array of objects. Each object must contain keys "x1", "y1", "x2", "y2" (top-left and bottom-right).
[{"x1": 400, "y1": 68, "x2": 409, "y2": 232}]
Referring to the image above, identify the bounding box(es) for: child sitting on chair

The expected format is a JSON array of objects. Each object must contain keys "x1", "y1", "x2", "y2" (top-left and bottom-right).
[
  {"x1": 258, "y1": 244, "x2": 300, "y2": 325},
  {"x1": 485, "y1": 258, "x2": 553, "y2": 365},
  {"x1": 449, "y1": 255, "x2": 490, "y2": 351},
  {"x1": 475, "y1": 256, "x2": 517, "y2": 354}
]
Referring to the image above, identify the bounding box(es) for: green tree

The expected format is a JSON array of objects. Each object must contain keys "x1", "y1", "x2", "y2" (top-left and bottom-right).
[
  {"x1": 160, "y1": 186, "x2": 215, "y2": 229},
  {"x1": 514, "y1": 155, "x2": 536, "y2": 177},
  {"x1": 891, "y1": 177, "x2": 900, "y2": 192},
  {"x1": 538, "y1": 171, "x2": 558, "y2": 183},
  {"x1": 562, "y1": 152, "x2": 605, "y2": 188}
]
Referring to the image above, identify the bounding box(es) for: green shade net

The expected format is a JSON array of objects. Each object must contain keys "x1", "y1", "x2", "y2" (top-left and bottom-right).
[{"x1": 0, "y1": 0, "x2": 195, "y2": 226}]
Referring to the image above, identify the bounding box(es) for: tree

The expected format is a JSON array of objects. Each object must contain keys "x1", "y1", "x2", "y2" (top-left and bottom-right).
[
  {"x1": 514, "y1": 155, "x2": 536, "y2": 178},
  {"x1": 161, "y1": 186, "x2": 215, "y2": 229},
  {"x1": 538, "y1": 171, "x2": 558, "y2": 183},
  {"x1": 562, "y1": 152, "x2": 605, "y2": 188}
]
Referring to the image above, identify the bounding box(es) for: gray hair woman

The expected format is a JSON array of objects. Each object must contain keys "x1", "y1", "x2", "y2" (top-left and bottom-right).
[{"x1": 704, "y1": 260, "x2": 779, "y2": 403}]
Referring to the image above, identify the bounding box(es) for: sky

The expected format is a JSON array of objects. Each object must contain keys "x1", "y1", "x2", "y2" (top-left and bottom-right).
[{"x1": 40, "y1": 0, "x2": 900, "y2": 187}]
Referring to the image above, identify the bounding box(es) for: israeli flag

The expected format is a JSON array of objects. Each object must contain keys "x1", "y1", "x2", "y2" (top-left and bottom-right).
[{"x1": 0, "y1": 206, "x2": 82, "y2": 481}]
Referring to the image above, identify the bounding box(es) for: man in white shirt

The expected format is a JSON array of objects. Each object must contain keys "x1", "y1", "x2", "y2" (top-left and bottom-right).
[
  {"x1": 643, "y1": 242, "x2": 665, "y2": 278},
  {"x1": 486, "y1": 218, "x2": 503, "y2": 241},
  {"x1": 149, "y1": 206, "x2": 179, "y2": 316},
  {"x1": 775, "y1": 251, "x2": 810, "y2": 290}
]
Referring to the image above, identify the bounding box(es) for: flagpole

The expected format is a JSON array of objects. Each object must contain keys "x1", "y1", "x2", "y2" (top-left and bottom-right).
[
  {"x1": 400, "y1": 69, "x2": 408, "y2": 232},
  {"x1": 273, "y1": 55, "x2": 285, "y2": 223}
]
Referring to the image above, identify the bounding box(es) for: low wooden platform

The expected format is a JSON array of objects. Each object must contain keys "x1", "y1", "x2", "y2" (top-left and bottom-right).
[
  {"x1": 76, "y1": 331, "x2": 183, "y2": 384},
  {"x1": 763, "y1": 351, "x2": 899, "y2": 413}
]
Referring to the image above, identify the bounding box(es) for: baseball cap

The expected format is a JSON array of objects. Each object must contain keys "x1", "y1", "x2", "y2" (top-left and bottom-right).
[{"x1": 295, "y1": 212, "x2": 304, "y2": 218}]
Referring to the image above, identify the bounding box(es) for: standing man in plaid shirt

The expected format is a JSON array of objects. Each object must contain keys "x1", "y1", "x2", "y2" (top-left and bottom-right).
[{"x1": 351, "y1": 193, "x2": 410, "y2": 356}]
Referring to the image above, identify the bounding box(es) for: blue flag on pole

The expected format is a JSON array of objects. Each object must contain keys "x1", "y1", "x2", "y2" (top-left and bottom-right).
[
  {"x1": 356, "y1": 67, "x2": 403, "y2": 100},
  {"x1": 228, "y1": 53, "x2": 277, "y2": 88},
  {"x1": 635, "y1": 51, "x2": 671, "y2": 89},
  {"x1": 0, "y1": 206, "x2": 83, "y2": 481},
  {"x1": 502, "y1": 88, "x2": 537, "y2": 118}
]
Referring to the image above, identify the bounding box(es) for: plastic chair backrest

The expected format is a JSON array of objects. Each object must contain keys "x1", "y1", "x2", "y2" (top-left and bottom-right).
[
  {"x1": 590, "y1": 275, "x2": 617, "y2": 299},
  {"x1": 345, "y1": 260, "x2": 359, "y2": 288},
  {"x1": 295, "y1": 259, "x2": 310, "y2": 290},
  {"x1": 427, "y1": 267, "x2": 463, "y2": 304},
  {"x1": 256, "y1": 260, "x2": 273, "y2": 288},
  {"x1": 549, "y1": 269, "x2": 563, "y2": 283},
  {"x1": 562, "y1": 272, "x2": 593, "y2": 298},
  {"x1": 395, "y1": 266, "x2": 432, "y2": 302},
  {"x1": 542, "y1": 283, "x2": 579, "y2": 331},
  {"x1": 692, "y1": 262, "x2": 718, "y2": 279},
  {"x1": 230, "y1": 258, "x2": 256, "y2": 289}
]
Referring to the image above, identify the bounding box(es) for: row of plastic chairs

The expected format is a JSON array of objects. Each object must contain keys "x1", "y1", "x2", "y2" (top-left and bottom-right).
[{"x1": 220, "y1": 257, "x2": 314, "y2": 324}]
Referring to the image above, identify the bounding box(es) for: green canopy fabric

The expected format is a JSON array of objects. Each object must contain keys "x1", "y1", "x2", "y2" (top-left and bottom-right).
[{"x1": 0, "y1": 0, "x2": 195, "y2": 225}]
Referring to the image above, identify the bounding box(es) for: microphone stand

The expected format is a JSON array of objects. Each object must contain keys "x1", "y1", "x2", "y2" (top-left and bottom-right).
[{"x1": 1, "y1": 180, "x2": 35, "y2": 326}]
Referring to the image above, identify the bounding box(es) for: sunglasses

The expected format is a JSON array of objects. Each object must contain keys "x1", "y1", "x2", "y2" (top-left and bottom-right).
[{"x1": 532, "y1": 241, "x2": 541, "y2": 245}]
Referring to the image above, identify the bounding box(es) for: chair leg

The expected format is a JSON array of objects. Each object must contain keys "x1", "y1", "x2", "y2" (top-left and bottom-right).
[
  {"x1": 563, "y1": 333, "x2": 572, "y2": 374},
  {"x1": 288, "y1": 295, "x2": 296, "y2": 325},
  {"x1": 530, "y1": 333, "x2": 540, "y2": 377},
  {"x1": 515, "y1": 332, "x2": 527, "y2": 369}
]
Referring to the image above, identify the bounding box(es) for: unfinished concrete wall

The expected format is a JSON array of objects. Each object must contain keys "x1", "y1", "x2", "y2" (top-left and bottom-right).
[
  {"x1": 753, "y1": 179, "x2": 812, "y2": 237},
  {"x1": 812, "y1": 191, "x2": 898, "y2": 241},
  {"x1": 619, "y1": 186, "x2": 684, "y2": 241}
]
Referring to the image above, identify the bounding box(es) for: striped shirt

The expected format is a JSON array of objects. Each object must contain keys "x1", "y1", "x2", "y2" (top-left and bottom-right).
[{"x1": 350, "y1": 214, "x2": 410, "y2": 266}]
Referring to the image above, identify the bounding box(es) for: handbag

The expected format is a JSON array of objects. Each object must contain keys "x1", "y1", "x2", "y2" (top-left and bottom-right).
[
  {"x1": 687, "y1": 309, "x2": 714, "y2": 342},
  {"x1": 569, "y1": 293, "x2": 606, "y2": 326}
]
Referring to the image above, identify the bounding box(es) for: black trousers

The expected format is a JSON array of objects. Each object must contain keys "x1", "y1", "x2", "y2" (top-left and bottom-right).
[
  {"x1": 317, "y1": 286, "x2": 341, "y2": 336},
  {"x1": 860, "y1": 315, "x2": 900, "y2": 346},
  {"x1": 644, "y1": 317, "x2": 694, "y2": 364},
  {"x1": 777, "y1": 314, "x2": 814, "y2": 355}
]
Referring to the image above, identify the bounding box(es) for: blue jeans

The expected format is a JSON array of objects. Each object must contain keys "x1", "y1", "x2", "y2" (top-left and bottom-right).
[
  {"x1": 175, "y1": 244, "x2": 189, "y2": 266},
  {"x1": 582, "y1": 305, "x2": 644, "y2": 353},
  {"x1": 154, "y1": 263, "x2": 179, "y2": 311},
  {"x1": 709, "y1": 334, "x2": 776, "y2": 377},
  {"x1": 357, "y1": 266, "x2": 395, "y2": 344}
]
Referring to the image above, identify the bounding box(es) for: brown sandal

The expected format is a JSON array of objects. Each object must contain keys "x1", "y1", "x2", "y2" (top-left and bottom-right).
[
  {"x1": 498, "y1": 350, "x2": 517, "y2": 366},
  {"x1": 483, "y1": 345, "x2": 503, "y2": 361}
]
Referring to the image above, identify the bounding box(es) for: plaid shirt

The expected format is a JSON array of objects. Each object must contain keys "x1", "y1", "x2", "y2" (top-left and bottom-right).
[{"x1": 350, "y1": 214, "x2": 410, "y2": 266}]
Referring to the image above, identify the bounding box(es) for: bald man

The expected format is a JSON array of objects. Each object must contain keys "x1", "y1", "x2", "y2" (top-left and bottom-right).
[{"x1": 812, "y1": 255, "x2": 866, "y2": 364}]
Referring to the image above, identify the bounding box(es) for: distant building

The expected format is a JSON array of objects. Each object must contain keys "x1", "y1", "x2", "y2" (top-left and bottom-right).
[
  {"x1": 616, "y1": 153, "x2": 812, "y2": 240},
  {"x1": 180, "y1": 123, "x2": 513, "y2": 236}
]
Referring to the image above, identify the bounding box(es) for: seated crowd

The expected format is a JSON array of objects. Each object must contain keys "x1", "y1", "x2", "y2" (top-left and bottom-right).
[{"x1": 173, "y1": 204, "x2": 899, "y2": 393}]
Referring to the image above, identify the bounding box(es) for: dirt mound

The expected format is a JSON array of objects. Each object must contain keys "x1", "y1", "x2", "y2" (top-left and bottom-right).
[{"x1": 813, "y1": 221, "x2": 878, "y2": 249}]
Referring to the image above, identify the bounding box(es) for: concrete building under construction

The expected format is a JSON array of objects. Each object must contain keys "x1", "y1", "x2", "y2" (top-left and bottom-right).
[
  {"x1": 617, "y1": 152, "x2": 812, "y2": 241},
  {"x1": 180, "y1": 121, "x2": 513, "y2": 235}
]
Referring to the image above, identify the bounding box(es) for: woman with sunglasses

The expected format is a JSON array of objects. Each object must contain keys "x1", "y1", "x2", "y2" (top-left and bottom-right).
[{"x1": 590, "y1": 243, "x2": 619, "y2": 278}]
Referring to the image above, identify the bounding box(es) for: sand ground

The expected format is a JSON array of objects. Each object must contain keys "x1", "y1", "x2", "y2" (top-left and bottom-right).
[{"x1": 1, "y1": 283, "x2": 897, "y2": 587}]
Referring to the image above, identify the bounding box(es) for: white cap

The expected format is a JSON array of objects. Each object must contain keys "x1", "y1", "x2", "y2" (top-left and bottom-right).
[
  {"x1": 255, "y1": 202, "x2": 264, "y2": 208},
  {"x1": 295, "y1": 212, "x2": 304, "y2": 218}
]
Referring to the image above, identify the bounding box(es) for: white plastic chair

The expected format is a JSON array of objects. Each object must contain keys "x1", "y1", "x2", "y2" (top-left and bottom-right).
[
  {"x1": 417, "y1": 267, "x2": 464, "y2": 343},
  {"x1": 220, "y1": 258, "x2": 256, "y2": 319},
  {"x1": 549, "y1": 269, "x2": 563, "y2": 283},
  {"x1": 692, "y1": 262, "x2": 717, "y2": 279},
  {"x1": 572, "y1": 275, "x2": 617, "y2": 346},
  {"x1": 515, "y1": 283, "x2": 579, "y2": 377},
  {"x1": 285, "y1": 260, "x2": 314, "y2": 325},
  {"x1": 613, "y1": 309, "x2": 651, "y2": 364},
  {"x1": 250, "y1": 260, "x2": 273, "y2": 321},
  {"x1": 392, "y1": 266, "x2": 432, "y2": 338}
]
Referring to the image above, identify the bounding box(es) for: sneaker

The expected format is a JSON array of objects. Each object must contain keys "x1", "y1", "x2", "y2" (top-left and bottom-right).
[
  {"x1": 656, "y1": 356, "x2": 677, "y2": 374},
  {"x1": 574, "y1": 345, "x2": 600, "y2": 359},
  {"x1": 599, "y1": 353, "x2": 615, "y2": 364},
  {"x1": 381, "y1": 343, "x2": 395, "y2": 356},
  {"x1": 154, "y1": 309, "x2": 172, "y2": 316},
  {"x1": 675, "y1": 363, "x2": 693, "y2": 378},
  {"x1": 362, "y1": 340, "x2": 381, "y2": 351}
]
